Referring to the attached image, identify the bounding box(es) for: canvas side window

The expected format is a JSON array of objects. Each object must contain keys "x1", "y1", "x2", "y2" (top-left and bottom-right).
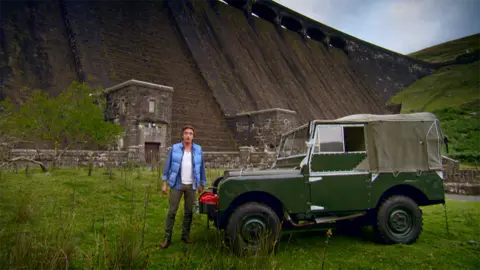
[
  {"x1": 314, "y1": 126, "x2": 344, "y2": 153},
  {"x1": 343, "y1": 126, "x2": 366, "y2": 152}
]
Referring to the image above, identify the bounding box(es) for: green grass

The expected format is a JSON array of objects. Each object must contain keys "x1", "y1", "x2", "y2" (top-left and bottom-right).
[
  {"x1": 408, "y1": 33, "x2": 480, "y2": 63},
  {"x1": 390, "y1": 61, "x2": 479, "y2": 113},
  {"x1": 1, "y1": 167, "x2": 479, "y2": 269},
  {"x1": 433, "y1": 105, "x2": 480, "y2": 164}
]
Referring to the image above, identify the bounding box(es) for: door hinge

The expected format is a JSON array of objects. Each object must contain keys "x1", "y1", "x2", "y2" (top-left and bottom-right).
[{"x1": 309, "y1": 177, "x2": 323, "y2": 182}]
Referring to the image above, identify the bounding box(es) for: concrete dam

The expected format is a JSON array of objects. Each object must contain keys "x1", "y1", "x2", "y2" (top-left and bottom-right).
[{"x1": 0, "y1": 0, "x2": 437, "y2": 152}]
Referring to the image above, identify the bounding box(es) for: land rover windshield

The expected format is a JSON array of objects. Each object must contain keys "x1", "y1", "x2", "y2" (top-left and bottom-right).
[{"x1": 274, "y1": 125, "x2": 310, "y2": 168}]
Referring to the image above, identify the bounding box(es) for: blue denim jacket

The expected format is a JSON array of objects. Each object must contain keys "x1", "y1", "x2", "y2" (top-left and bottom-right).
[{"x1": 161, "y1": 142, "x2": 207, "y2": 190}]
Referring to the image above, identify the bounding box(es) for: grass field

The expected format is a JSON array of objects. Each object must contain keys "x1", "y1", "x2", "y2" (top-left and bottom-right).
[{"x1": 1, "y1": 167, "x2": 479, "y2": 269}]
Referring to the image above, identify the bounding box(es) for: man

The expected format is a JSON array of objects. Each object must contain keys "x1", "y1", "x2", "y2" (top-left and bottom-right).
[{"x1": 159, "y1": 124, "x2": 206, "y2": 249}]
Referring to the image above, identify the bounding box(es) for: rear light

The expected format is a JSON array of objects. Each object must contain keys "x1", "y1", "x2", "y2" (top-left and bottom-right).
[{"x1": 200, "y1": 192, "x2": 219, "y2": 209}]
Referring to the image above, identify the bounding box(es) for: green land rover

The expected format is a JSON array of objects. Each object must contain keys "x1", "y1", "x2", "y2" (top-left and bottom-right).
[{"x1": 198, "y1": 113, "x2": 446, "y2": 254}]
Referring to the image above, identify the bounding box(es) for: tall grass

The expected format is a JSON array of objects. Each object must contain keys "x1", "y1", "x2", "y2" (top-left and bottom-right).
[
  {"x1": 0, "y1": 165, "x2": 266, "y2": 270},
  {"x1": 0, "y1": 166, "x2": 479, "y2": 269}
]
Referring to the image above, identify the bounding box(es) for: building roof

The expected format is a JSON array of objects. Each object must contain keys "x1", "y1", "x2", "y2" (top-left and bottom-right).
[{"x1": 103, "y1": 79, "x2": 174, "y2": 94}]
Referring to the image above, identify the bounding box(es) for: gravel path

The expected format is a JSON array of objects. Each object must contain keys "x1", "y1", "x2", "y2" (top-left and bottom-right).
[{"x1": 446, "y1": 194, "x2": 480, "y2": 202}]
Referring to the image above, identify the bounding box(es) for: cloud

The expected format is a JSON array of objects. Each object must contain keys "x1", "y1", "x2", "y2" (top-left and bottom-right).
[
  {"x1": 361, "y1": 0, "x2": 441, "y2": 53},
  {"x1": 274, "y1": 0, "x2": 479, "y2": 54}
]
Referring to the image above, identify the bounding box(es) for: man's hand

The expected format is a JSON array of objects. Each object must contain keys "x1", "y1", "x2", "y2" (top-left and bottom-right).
[
  {"x1": 197, "y1": 185, "x2": 204, "y2": 194},
  {"x1": 162, "y1": 182, "x2": 168, "y2": 195}
]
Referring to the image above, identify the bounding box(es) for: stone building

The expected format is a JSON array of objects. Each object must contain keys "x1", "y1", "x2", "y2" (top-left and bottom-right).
[
  {"x1": 104, "y1": 79, "x2": 173, "y2": 164},
  {"x1": 102, "y1": 79, "x2": 300, "y2": 165}
]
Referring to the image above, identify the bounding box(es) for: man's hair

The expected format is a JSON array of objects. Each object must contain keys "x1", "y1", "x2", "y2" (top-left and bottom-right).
[{"x1": 182, "y1": 124, "x2": 195, "y2": 136}]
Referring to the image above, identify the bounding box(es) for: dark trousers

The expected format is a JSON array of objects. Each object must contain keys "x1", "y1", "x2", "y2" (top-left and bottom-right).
[{"x1": 164, "y1": 184, "x2": 195, "y2": 240}]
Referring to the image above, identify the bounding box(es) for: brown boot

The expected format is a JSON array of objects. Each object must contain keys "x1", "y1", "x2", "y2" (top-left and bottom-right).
[
  {"x1": 159, "y1": 239, "x2": 170, "y2": 249},
  {"x1": 181, "y1": 236, "x2": 193, "y2": 244}
]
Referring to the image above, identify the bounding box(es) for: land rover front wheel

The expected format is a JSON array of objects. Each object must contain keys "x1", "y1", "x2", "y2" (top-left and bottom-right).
[
  {"x1": 374, "y1": 195, "x2": 423, "y2": 244},
  {"x1": 226, "y1": 202, "x2": 281, "y2": 255}
]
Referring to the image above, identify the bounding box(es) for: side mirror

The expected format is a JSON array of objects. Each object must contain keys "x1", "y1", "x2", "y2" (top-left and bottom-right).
[{"x1": 444, "y1": 136, "x2": 449, "y2": 153}]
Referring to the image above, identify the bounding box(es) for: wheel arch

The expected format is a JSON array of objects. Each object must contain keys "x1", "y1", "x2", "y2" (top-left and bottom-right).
[
  {"x1": 376, "y1": 184, "x2": 430, "y2": 209},
  {"x1": 218, "y1": 191, "x2": 284, "y2": 229}
]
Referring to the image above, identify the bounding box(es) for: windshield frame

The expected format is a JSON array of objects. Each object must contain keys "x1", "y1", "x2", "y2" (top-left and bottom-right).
[{"x1": 276, "y1": 124, "x2": 310, "y2": 161}]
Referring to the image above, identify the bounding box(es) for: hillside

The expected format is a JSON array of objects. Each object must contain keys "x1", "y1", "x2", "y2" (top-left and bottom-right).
[
  {"x1": 391, "y1": 34, "x2": 480, "y2": 166},
  {"x1": 390, "y1": 61, "x2": 479, "y2": 112},
  {"x1": 408, "y1": 33, "x2": 480, "y2": 63}
]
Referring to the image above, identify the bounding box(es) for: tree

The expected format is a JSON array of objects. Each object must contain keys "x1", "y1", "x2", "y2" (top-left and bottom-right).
[{"x1": 0, "y1": 81, "x2": 124, "y2": 171}]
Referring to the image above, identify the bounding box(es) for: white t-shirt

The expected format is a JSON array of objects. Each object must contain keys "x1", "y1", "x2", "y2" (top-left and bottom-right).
[{"x1": 181, "y1": 151, "x2": 193, "y2": 185}]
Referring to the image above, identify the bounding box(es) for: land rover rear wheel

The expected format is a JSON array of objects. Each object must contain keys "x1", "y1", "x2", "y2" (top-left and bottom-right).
[
  {"x1": 226, "y1": 202, "x2": 281, "y2": 255},
  {"x1": 374, "y1": 195, "x2": 423, "y2": 244}
]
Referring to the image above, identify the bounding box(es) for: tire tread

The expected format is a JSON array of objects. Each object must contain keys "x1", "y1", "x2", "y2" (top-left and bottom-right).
[
  {"x1": 226, "y1": 202, "x2": 281, "y2": 255},
  {"x1": 374, "y1": 195, "x2": 423, "y2": 245}
]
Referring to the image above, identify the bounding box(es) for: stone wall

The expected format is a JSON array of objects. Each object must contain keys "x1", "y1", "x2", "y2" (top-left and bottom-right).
[
  {"x1": 250, "y1": 151, "x2": 277, "y2": 169},
  {"x1": 203, "y1": 152, "x2": 241, "y2": 169},
  {"x1": 203, "y1": 149, "x2": 277, "y2": 170},
  {"x1": 0, "y1": 0, "x2": 78, "y2": 99},
  {"x1": 346, "y1": 40, "x2": 435, "y2": 103},
  {"x1": 226, "y1": 108, "x2": 299, "y2": 150},
  {"x1": 444, "y1": 170, "x2": 480, "y2": 195},
  {"x1": 5, "y1": 148, "x2": 277, "y2": 171},
  {"x1": 168, "y1": 0, "x2": 389, "y2": 124},
  {"x1": 61, "y1": 0, "x2": 113, "y2": 88},
  {"x1": 94, "y1": 0, "x2": 238, "y2": 152},
  {"x1": 442, "y1": 156, "x2": 480, "y2": 195},
  {"x1": 7, "y1": 149, "x2": 134, "y2": 169},
  {"x1": 445, "y1": 170, "x2": 480, "y2": 195}
]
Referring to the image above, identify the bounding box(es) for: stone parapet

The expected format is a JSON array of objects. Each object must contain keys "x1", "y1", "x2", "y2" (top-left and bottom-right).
[
  {"x1": 442, "y1": 156, "x2": 480, "y2": 195},
  {"x1": 444, "y1": 182, "x2": 480, "y2": 196},
  {"x1": 8, "y1": 149, "x2": 130, "y2": 169},
  {"x1": 203, "y1": 149, "x2": 276, "y2": 170},
  {"x1": 6, "y1": 148, "x2": 277, "y2": 171}
]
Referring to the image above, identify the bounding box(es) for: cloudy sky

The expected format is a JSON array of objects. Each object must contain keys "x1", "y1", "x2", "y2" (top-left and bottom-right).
[{"x1": 274, "y1": 0, "x2": 480, "y2": 54}]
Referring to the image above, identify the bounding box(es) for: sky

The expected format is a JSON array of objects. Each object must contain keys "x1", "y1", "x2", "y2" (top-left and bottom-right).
[{"x1": 274, "y1": 0, "x2": 480, "y2": 54}]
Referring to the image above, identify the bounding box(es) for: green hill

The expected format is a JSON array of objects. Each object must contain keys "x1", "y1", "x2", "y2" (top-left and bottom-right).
[
  {"x1": 390, "y1": 61, "x2": 479, "y2": 112},
  {"x1": 408, "y1": 33, "x2": 480, "y2": 63},
  {"x1": 391, "y1": 34, "x2": 480, "y2": 166}
]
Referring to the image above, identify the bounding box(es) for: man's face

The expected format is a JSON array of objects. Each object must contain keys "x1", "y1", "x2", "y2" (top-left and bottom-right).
[{"x1": 182, "y1": 128, "x2": 194, "y2": 143}]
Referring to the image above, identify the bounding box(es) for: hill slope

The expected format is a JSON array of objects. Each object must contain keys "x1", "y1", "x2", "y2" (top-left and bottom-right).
[
  {"x1": 390, "y1": 61, "x2": 479, "y2": 112},
  {"x1": 408, "y1": 34, "x2": 480, "y2": 63},
  {"x1": 391, "y1": 34, "x2": 480, "y2": 166}
]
